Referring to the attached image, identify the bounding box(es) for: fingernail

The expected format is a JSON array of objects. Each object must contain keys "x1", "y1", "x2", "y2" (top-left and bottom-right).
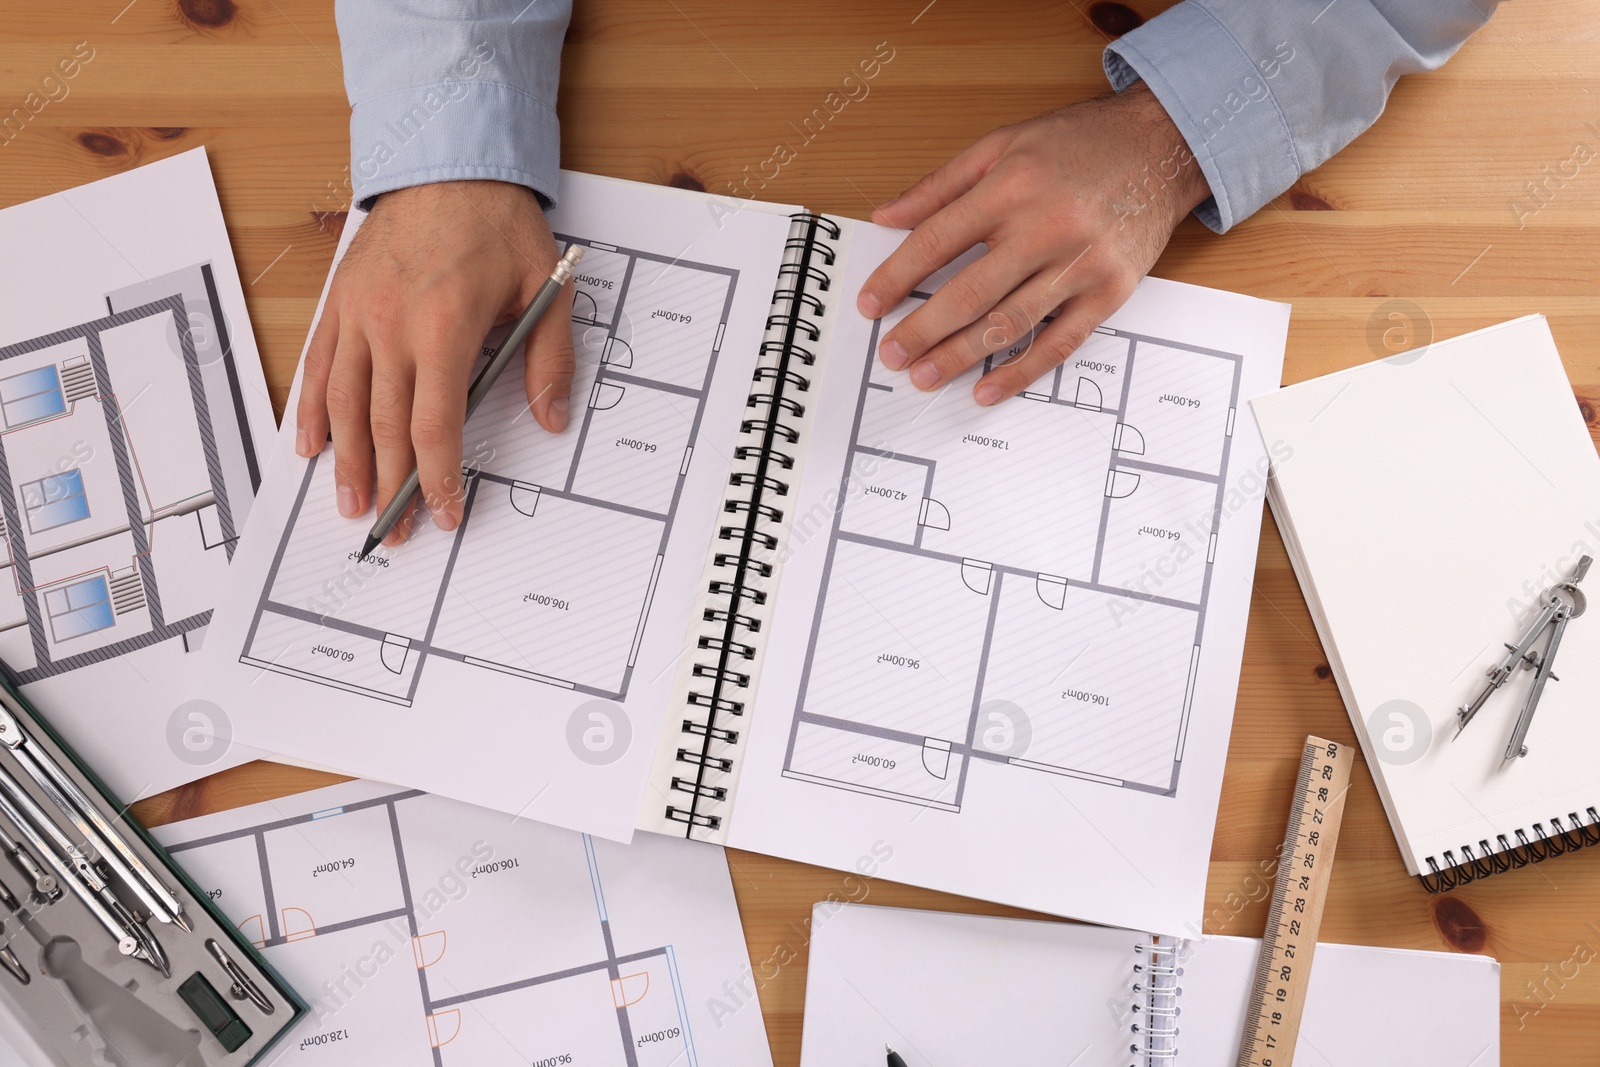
[
  {"x1": 858, "y1": 290, "x2": 883, "y2": 318},
  {"x1": 432, "y1": 509, "x2": 458, "y2": 532},
  {"x1": 336, "y1": 483, "x2": 358, "y2": 518},
  {"x1": 295, "y1": 427, "x2": 311, "y2": 456},
  {"x1": 880, "y1": 338, "x2": 908, "y2": 370},
  {"x1": 975, "y1": 383, "x2": 1003, "y2": 406},
  {"x1": 910, "y1": 361, "x2": 941, "y2": 390},
  {"x1": 876, "y1": 196, "x2": 900, "y2": 214},
  {"x1": 550, "y1": 394, "x2": 569, "y2": 430}
]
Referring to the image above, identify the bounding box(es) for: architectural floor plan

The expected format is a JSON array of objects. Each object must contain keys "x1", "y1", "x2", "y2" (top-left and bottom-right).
[
  {"x1": 0, "y1": 262, "x2": 260, "y2": 683},
  {"x1": 239, "y1": 237, "x2": 737, "y2": 705},
  {"x1": 196, "y1": 171, "x2": 795, "y2": 840},
  {"x1": 0, "y1": 149, "x2": 279, "y2": 800},
  {"x1": 154, "y1": 781, "x2": 772, "y2": 1067},
  {"x1": 782, "y1": 296, "x2": 1244, "y2": 809}
]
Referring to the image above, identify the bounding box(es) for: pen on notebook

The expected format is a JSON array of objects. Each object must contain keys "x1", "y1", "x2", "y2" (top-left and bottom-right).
[
  {"x1": 356, "y1": 243, "x2": 584, "y2": 561},
  {"x1": 886, "y1": 1045, "x2": 908, "y2": 1067}
]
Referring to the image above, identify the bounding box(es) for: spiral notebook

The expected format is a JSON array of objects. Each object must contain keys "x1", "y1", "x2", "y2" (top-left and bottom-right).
[
  {"x1": 1252, "y1": 315, "x2": 1600, "y2": 890},
  {"x1": 799, "y1": 904, "x2": 1499, "y2": 1066},
  {"x1": 198, "y1": 171, "x2": 1288, "y2": 933}
]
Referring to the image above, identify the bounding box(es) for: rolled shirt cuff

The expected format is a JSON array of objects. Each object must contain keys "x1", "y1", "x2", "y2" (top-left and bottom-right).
[
  {"x1": 1104, "y1": 4, "x2": 1300, "y2": 234},
  {"x1": 348, "y1": 79, "x2": 562, "y2": 211}
]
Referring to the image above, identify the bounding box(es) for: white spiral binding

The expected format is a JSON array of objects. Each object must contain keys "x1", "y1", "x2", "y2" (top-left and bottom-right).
[
  {"x1": 662, "y1": 212, "x2": 840, "y2": 837},
  {"x1": 1130, "y1": 936, "x2": 1184, "y2": 1066}
]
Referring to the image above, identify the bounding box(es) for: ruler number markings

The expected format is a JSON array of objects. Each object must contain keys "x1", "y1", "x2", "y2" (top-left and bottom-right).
[{"x1": 1236, "y1": 736, "x2": 1352, "y2": 1067}]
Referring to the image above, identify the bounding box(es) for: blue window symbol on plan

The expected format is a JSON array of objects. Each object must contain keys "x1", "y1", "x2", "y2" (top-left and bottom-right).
[
  {"x1": 0, "y1": 366, "x2": 66, "y2": 429},
  {"x1": 45, "y1": 576, "x2": 115, "y2": 642},
  {"x1": 21, "y1": 470, "x2": 90, "y2": 534}
]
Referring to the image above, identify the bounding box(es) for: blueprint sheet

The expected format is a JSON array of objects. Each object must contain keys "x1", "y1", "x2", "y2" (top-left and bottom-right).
[
  {"x1": 728, "y1": 221, "x2": 1290, "y2": 934},
  {"x1": 153, "y1": 779, "x2": 773, "y2": 1067},
  {"x1": 0, "y1": 148, "x2": 276, "y2": 799},
  {"x1": 193, "y1": 173, "x2": 795, "y2": 840}
]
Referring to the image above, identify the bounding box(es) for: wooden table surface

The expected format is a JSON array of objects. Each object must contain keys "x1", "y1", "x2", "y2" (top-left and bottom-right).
[{"x1": 5, "y1": 2, "x2": 1599, "y2": 1063}]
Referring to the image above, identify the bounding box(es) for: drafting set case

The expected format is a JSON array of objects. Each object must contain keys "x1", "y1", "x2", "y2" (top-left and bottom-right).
[{"x1": 0, "y1": 664, "x2": 304, "y2": 1066}]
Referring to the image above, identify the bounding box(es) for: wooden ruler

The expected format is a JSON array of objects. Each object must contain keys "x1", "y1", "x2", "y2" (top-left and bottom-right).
[{"x1": 1235, "y1": 735, "x2": 1353, "y2": 1067}]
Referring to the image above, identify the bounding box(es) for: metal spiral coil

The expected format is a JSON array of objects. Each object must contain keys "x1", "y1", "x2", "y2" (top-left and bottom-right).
[
  {"x1": 669, "y1": 212, "x2": 837, "y2": 837},
  {"x1": 1421, "y1": 806, "x2": 1600, "y2": 892},
  {"x1": 1130, "y1": 939, "x2": 1183, "y2": 1066}
]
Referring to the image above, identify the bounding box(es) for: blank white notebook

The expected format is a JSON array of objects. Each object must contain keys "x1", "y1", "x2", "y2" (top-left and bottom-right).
[
  {"x1": 1252, "y1": 316, "x2": 1600, "y2": 887},
  {"x1": 799, "y1": 904, "x2": 1499, "y2": 1067}
]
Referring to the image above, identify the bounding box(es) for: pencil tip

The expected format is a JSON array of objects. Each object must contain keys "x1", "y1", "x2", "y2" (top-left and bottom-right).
[{"x1": 357, "y1": 535, "x2": 380, "y2": 563}]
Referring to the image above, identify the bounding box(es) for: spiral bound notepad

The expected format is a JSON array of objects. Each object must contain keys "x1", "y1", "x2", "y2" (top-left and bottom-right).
[
  {"x1": 798, "y1": 905, "x2": 1499, "y2": 1067},
  {"x1": 200, "y1": 171, "x2": 1288, "y2": 934},
  {"x1": 1252, "y1": 315, "x2": 1600, "y2": 891}
]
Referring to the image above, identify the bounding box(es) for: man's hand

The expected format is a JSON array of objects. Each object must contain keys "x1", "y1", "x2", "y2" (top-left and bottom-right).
[
  {"x1": 295, "y1": 179, "x2": 573, "y2": 542},
  {"x1": 857, "y1": 82, "x2": 1209, "y2": 404}
]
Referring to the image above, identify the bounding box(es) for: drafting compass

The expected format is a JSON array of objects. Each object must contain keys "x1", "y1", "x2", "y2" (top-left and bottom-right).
[{"x1": 1455, "y1": 555, "x2": 1591, "y2": 762}]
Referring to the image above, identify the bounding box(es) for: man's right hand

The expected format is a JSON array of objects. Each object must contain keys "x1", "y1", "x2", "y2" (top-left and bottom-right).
[{"x1": 294, "y1": 179, "x2": 574, "y2": 544}]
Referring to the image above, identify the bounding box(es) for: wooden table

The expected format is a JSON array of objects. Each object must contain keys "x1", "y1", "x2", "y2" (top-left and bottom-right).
[{"x1": 4, "y1": 2, "x2": 1598, "y2": 1062}]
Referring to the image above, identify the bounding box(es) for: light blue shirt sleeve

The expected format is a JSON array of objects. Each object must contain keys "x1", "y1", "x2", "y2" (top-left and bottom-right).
[
  {"x1": 335, "y1": 0, "x2": 572, "y2": 210},
  {"x1": 1104, "y1": 0, "x2": 1498, "y2": 233}
]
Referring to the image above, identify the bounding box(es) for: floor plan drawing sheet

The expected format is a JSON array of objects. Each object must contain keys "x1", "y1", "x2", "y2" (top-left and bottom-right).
[
  {"x1": 0, "y1": 148, "x2": 276, "y2": 799},
  {"x1": 152, "y1": 779, "x2": 773, "y2": 1067},
  {"x1": 725, "y1": 223, "x2": 1290, "y2": 934},
  {"x1": 249, "y1": 239, "x2": 735, "y2": 710},
  {"x1": 194, "y1": 173, "x2": 796, "y2": 841}
]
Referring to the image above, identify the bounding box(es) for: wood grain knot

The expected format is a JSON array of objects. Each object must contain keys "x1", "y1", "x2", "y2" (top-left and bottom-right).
[
  {"x1": 1288, "y1": 188, "x2": 1338, "y2": 211},
  {"x1": 1431, "y1": 894, "x2": 1488, "y2": 952},
  {"x1": 76, "y1": 131, "x2": 127, "y2": 157},
  {"x1": 1575, "y1": 391, "x2": 1596, "y2": 426},
  {"x1": 1088, "y1": 3, "x2": 1144, "y2": 35},
  {"x1": 148, "y1": 127, "x2": 188, "y2": 141},
  {"x1": 668, "y1": 171, "x2": 707, "y2": 193},
  {"x1": 312, "y1": 210, "x2": 349, "y2": 241},
  {"x1": 1313, "y1": 664, "x2": 1332, "y2": 681},
  {"x1": 177, "y1": 0, "x2": 238, "y2": 29}
]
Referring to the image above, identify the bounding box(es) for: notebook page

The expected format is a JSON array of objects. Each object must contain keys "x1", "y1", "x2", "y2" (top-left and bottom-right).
[
  {"x1": 799, "y1": 906, "x2": 1498, "y2": 1067},
  {"x1": 1177, "y1": 935, "x2": 1499, "y2": 1066},
  {"x1": 729, "y1": 218, "x2": 1290, "y2": 934},
  {"x1": 798, "y1": 904, "x2": 1141, "y2": 1067},
  {"x1": 1251, "y1": 316, "x2": 1600, "y2": 874},
  {"x1": 191, "y1": 174, "x2": 795, "y2": 841}
]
